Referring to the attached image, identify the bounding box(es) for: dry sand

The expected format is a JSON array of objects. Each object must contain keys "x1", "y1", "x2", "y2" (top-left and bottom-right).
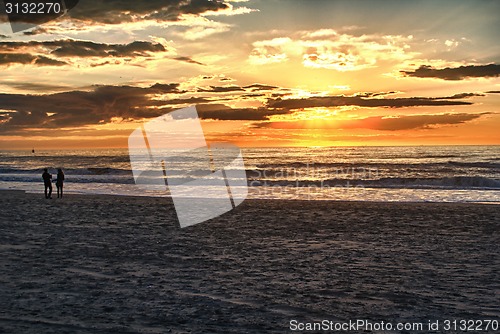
[{"x1": 0, "y1": 192, "x2": 499, "y2": 333}]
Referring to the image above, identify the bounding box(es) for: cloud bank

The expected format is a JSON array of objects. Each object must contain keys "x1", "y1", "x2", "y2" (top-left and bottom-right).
[
  {"x1": 258, "y1": 113, "x2": 490, "y2": 131},
  {"x1": 0, "y1": 79, "x2": 489, "y2": 135},
  {"x1": 401, "y1": 64, "x2": 500, "y2": 80},
  {"x1": 0, "y1": 39, "x2": 204, "y2": 67},
  {"x1": 267, "y1": 96, "x2": 473, "y2": 109}
]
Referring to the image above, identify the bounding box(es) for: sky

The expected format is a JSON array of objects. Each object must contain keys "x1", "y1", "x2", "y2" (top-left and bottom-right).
[{"x1": 0, "y1": 0, "x2": 499, "y2": 149}]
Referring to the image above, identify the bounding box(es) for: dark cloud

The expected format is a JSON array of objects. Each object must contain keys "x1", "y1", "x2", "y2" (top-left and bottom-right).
[
  {"x1": 164, "y1": 97, "x2": 211, "y2": 105},
  {"x1": 267, "y1": 95, "x2": 474, "y2": 109},
  {"x1": 271, "y1": 93, "x2": 292, "y2": 98},
  {"x1": 0, "y1": 53, "x2": 67, "y2": 66},
  {"x1": 173, "y1": 56, "x2": 204, "y2": 65},
  {"x1": 243, "y1": 84, "x2": 279, "y2": 91},
  {"x1": 343, "y1": 113, "x2": 489, "y2": 131},
  {"x1": 67, "y1": 0, "x2": 229, "y2": 24},
  {"x1": 198, "y1": 85, "x2": 245, "y2": 93},
  {"x1": 197, "y1": 83, "x2": 283, "y2": 93},
  {"x1": 22, "y1": 28, "x2": 47, "y2": 36},
  {"x1": 196, "y1": 104, "x2": 290, "y2": 120},
  {"x1": 241, "y1": 93, "x2": 266, "y2": 98},
  {"x1": 0, "y1": 83, "x2": 289, "y2": 134},
  {"x1": 0, "y1": 39, "x2": 173, "y2": 67},
  {"x1": 89, "y1": 60, "x2": 117, "y2": 68},
  {"x1": 401, "y1": 64, "x2": 500, "y2": 80},
  {"x1": 258, "y1": 113, "x2": 490, "y2": 131},
  {"x1": 0, "y1": 40, "x2": 166, "y2": 58},
  {"x1": 353, "y1": 91, "x2": 399, "y2": 98},
  {"x1": 485, "y1": 91, "x2": 500, "y2": 94},
  {"x1": 52, "y1": 40, "x2": 166, "y2": 57},
  {"x1": 443, "y1": 93, "x2": 485, "y2": 99},
  {"x1": 1, "y1": 82, "x2": 71, "y2": 92},
  {"x1": 1, "y1": 78, "x2": 489, "y2": 136},
  {"x1": 0, "y1": 83, "x2": 182, "y2": 133},
  {"x1": 150, "y1": 83, "x2": 184, "y2": 93}
]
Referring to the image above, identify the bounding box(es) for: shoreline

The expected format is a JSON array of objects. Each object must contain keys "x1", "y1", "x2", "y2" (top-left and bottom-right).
[{"x1": 2, "y1": 188, "x2": 500, "y2": 205}]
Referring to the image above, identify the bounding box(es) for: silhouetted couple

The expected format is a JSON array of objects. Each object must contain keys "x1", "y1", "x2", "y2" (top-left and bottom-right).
[{"x1": 42, "y1": 168, "x2": 64, "y2": 199}]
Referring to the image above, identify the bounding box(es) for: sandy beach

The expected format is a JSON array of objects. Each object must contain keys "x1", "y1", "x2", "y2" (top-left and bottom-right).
[{"x1": 0, "y1": 192, "x2": 499, "y2": 333}]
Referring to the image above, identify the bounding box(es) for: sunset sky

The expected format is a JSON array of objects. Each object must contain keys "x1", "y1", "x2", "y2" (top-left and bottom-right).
[{"x1": 0, "y1": 0, "x2": 499, "y2": 149}]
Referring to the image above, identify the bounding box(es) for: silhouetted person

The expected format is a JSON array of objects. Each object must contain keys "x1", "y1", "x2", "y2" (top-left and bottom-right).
[
  {"x1": 56, "y1": 168, "x2": 65, "y2": 198},
  {"x1": 42, "y1": 168, "x2": 52, "y2": 199}
]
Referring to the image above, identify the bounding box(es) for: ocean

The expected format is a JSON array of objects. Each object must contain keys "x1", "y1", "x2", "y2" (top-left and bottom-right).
[{"x1": 0, "y1": 146, "x2": 499, "y2": 203}]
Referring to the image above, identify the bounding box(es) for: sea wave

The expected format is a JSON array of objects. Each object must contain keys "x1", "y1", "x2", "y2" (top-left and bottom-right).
[
  {"x1": 251, "y1": 176, "x2": 500, "y2": 190},
  {"x1": 0, "y1": 167, "x2": 132, "y2": 175},
  {"x1": 251, "y1": 161, "x2": 500, "y2": 169},
  {"x1": 1, "y1": 168, "x2": 499, "y2": 190},
  {"x1": 446, "y1": 161, "x2": 500, "y2": 169}
]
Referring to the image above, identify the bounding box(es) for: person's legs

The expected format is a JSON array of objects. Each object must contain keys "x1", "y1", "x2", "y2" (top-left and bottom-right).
[
  {"x1": 57, "y1": 186, "x2": 60, "y2": 198},
  {"x1": 60, "y1": 185, "x2": 63, "y2": 198},
  {"x1": 44, "y1": 185, "x2": 48, "y2": 199},
  {"x1": 48, "y1": 184, "x2": 52, "y2": 199}
]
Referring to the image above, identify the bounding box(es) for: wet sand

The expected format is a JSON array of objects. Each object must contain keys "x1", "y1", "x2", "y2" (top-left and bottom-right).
[{"x1": 0, "y1": 192, "x2": 499, "y2": 333}]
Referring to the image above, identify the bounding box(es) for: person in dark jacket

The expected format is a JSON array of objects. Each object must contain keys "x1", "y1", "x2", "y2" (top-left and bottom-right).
[
  {"x1": 56, "y1": 168, "x2": 65, "y2": 198},
  {"x1": 42, "y1": 168, "x2": 52, "y2": 199}
]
